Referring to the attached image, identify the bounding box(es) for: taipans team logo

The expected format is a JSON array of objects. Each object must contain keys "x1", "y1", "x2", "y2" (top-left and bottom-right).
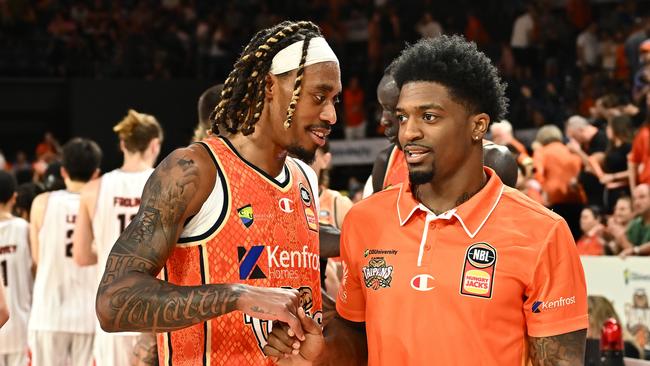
[
  {"x1": 299, "y1": 183, "x2": 312, "y2": 207},
  {"x1": 460, "y1": 242, "x2": 497, "y2": 299},
  {"x1": 362, "y1": 257, "x2": 393, "y2": 290},
  {"x1": 237, "y1": 204, "x2": 254, "y2": 228},
  {"x1": 304, "y1": 207, "x2": 318, "y2": 232},
  {"x1": 411, "y1": 274, "x2": 435, "y2": 292},
  {"x1": 279, "y1": 197, "x2": 294, "y2": 213}
]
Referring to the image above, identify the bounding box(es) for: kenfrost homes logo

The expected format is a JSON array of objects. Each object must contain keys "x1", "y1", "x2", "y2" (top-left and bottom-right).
[
  {"x1": 532, "y1": 296, "x2": 576, "y2": 313},
  {"x1": 238, "y1": 245, "x2": 319, "y2": 280}
]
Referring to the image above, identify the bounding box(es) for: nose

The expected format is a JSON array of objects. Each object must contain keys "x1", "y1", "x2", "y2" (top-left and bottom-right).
[
  {"x1": 320, "y1": 102, "x2": 337, "y2": 125},
  {"x1": 400, "y1": 117, "x2": 422, "y2": 143}
]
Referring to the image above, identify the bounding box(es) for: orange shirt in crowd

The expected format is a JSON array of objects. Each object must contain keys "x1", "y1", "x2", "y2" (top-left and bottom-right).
[
  {"x1": 343, "y1": 87, "x2": 365, "y2": 127},
  {"x1": 337, "y1": 168, "x2": 588, "y2": 365},
  {"x1": 576, "y1": 231, "x2": 605, "y2": 256},
  {"x1": 629, "y1": 124, "x2": 650, "y2": 186},
  {"x1": 533, "y1": 141, "x2": 584, "y2": 205}
]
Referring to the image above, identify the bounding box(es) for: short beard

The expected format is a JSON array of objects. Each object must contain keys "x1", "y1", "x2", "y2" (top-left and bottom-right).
[
  {"x1": 287, "y1": 144, "x2": 316, "y2": 165},
  {"x1": 409, "y1": 169, "x2": 434, "y2": 186}
]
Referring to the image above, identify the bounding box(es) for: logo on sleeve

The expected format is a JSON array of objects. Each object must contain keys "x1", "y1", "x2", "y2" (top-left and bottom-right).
[
  {"x1": 237, "y1": 204, "x2": 254, "y2": 228},
  {"x1": 532, "y1": 296, "x2": 576, "y2": 313},
  {"x1": 460, "y1": 242, "x2": 497, "y2": 299},
  {"x1": 362, "y1": 257, "x2": 393, "y2": 290}
]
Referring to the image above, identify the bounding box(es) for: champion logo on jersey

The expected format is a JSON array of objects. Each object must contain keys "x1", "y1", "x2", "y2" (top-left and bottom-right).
[
  {"x1": 410, "y1": 274, "x2": 435, "y2": 291},
  {"x1": 237, "y1": 204, "x2": 254, "y2": 228},
  {"x1": 279, "y1": 198, "x2": 294, "y2": 213}
]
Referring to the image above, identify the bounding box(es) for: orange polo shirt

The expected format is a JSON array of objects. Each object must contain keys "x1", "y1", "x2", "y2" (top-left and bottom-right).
[
  {"x1": 336, "y1": 167, "x2": 588, "y2": 365},
  {"x1": 629, "y1": 124, "x2": 650, "y2": 185}
]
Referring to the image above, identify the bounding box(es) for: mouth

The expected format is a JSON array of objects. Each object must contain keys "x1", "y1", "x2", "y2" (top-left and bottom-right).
[
  {"x1": 308, "y1": 126, "x2": 331, "y2": 147},
  {"x1": 403, "y1": 145, "x2": 431, "y2": 164}
]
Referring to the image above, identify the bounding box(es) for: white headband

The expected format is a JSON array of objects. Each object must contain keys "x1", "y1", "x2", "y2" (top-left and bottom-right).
[{"x1": 269, "y1": 37, "x2": 339, "y2": 75}]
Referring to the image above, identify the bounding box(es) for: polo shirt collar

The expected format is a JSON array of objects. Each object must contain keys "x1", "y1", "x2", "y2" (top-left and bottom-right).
[{"x1": 396, "y1": 167, "x2": 505, "y2": 238}]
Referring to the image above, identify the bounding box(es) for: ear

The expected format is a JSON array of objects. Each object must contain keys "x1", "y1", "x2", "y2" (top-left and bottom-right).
[
  {"x1": 264, "y1": 73, "x2": 276, "y2": 100},
  {"x1": 119, "y1": 140, "x2": 126, "y2": 153},
  {"x1": 471, "y1": 113, "x2": 490, "y2": 141},
  {"x1": 91, "y1": 168, "x2": 100, "y2": 180}
]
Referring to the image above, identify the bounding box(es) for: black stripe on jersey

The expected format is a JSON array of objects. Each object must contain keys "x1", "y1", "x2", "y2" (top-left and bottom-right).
[
  {"x1": 219, "y1": 136, "x2": 291, "y2": 189},
  {"x1": 178, "y1": 142, "x2": 229, "y2": 244},
  {"x1": 292, "y1": 159, "x2": 316, "y2": 200},
  {"x1": 198, "y1": 245, "x2": 208, "y2": 366}
]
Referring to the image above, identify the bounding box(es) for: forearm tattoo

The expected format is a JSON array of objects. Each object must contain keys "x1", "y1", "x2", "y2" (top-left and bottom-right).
[{"x1": 528, "y1": 329, "x2": 587, "y2": 366}]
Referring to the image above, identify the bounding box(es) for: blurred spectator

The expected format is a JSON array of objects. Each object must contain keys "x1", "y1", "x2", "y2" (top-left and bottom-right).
[
  {"x1": 604, "y1": 195, "x2": 634, "y2": 254},
  {"x1": 34, "y1": 132, "x2": 61, "y2": 162},
  {"x1": 416, "y1": 13, "x2": 442, "y2": 39},
  {"x1": 12, "y1": 182, "x2": 43, "y2": 221},
  {"x1": 576, "y1": 205, "x2": 605, "y2": 256},
  {"x1": 588, "y1": 115, "x2": 633, "y2": 213},
  {"x1": 566, "y1": 115, "x2": 608, "y2": 207},
  {"x1": 629, "y1": 96, "x2": 650, "y2": 190},
  {"x1": 576, "y1": 23, "x2": 600, "y2": 71},
  {"x1": 42, "y1": 161, "x2": 65, "y2": 192},
  {"x1": 632, "y1": 41, "x2": 650, "y2": 104},
  {"x1": 533, "y1": 124, "x2": 584, "y2": 239},
  {"x1": 490, "y1": 120, "x2": 533, "y2": 171},
  {"x1": 612, "y1": 184, "x2": 650, "y2": 256},
  {"x1": 11, "y1": 151, "x2": 30, "y2": 173},
  {"x1": 343, "y1": 75, "x2": 366, "y2": 140},
  {"x1": 510, "y1": 4, "x2": 536, "y2": 79}
]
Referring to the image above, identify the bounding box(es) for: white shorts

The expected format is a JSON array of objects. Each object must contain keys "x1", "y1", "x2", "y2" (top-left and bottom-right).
[
  {"x1": 0, "y1": 351, "x2": 29, "y2": 366},
  {"x1": 93, "y1": 332, "x2": 138, "y2": 366},
  {"x1": 28, "y1": 331, "x2": 93, "y2": 366}
]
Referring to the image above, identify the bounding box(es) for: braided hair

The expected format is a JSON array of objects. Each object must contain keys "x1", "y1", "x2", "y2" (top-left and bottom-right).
[{"x1": 210, "y1": 21, "x2": 323, "y2": 136}]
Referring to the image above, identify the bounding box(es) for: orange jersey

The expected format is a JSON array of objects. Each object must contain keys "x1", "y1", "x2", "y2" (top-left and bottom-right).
[
  {"x1": 158, "y1": 137, "x2": 322, "y2": 366},
  {"x1": 318, "y1": 188, "x2": 342, "y2": 229},
  {"x1": 337, "y1": 168, "x2": 588, "y2": 365},
  {"x1": 382, "y1": 145, "x2": 408, "y2": 190}
]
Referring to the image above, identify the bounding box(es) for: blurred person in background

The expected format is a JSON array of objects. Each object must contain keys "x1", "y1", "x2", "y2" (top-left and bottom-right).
[
  {"x1": 193, "y1": 84, "x2": 223, "y2": 142},
  {"x1": 576, "y1": 205, "x2": 605, "y2": 256},
  {"x1": 533, "y1": 124, "x2": 585, "y2": 239},
  {"x1": 611, "y1": 184, "x2": 650, "y2": 256}
]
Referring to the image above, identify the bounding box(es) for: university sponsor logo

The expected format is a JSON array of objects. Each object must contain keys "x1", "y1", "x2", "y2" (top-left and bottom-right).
[
  {"x1": 237, "y1": 204, "x2": 254, "y2": 228},
  {"x1": 299, "y1": 183, "x2": 312, "y2": 207},
  {"x1": 532, "y1": 296, "x2": 576, "y2": 313},
  {"x1": 411, "y1": 274, "x2": 435, "y2": 292},
  {"x1": 364, "y1": 248, "x2": 398, "y2": 257},
  {"x1": 279, "y1": 198, "x2": 294, "y2": 213},
  {"x1": 624, "y1": 268, "x2": 650, "y2": 285},
  {"x1": 460, "y1": 242, "x2": 497, "y2": 299},
  {"x1": 362, "y1": 257, "x2": 393, "y2": 290},
  {"x1": 237, "y1": 245, "x2": 320, "y2": 280}
]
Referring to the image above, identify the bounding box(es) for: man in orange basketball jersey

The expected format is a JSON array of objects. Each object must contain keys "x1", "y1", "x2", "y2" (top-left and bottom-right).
[
  {"x1": 95, "y1": 20, "x2": 340, "y2": 365},
  {"x1": 263, "y1": 35, "x2": 587, "y2": 365}
]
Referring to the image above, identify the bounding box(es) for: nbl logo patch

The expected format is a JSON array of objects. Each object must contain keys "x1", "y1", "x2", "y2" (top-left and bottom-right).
[
  {"x1": 460, "y1": 242, "x2": 497, "y2": 299},
  {"x1": 299, "y1": 183, "x2": 312, "y2": 207},
  {"x1": 237, "y1": 245, "x2": 266, "y2": 280}
]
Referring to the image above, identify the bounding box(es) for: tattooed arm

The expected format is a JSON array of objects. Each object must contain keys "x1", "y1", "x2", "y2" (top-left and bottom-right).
[
  {"x1": 96, "y1": 145, "x2": 307, "y2": 338},
  {"x1": 130, "y1": 333, "x2": 159, "y2": 366},
  {"x1": 528, "y1": 329, "x2": 587, "y2": 366}
]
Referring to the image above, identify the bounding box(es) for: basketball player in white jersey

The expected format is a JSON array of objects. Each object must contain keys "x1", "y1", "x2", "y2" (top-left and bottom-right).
[
  {"x1": 73, "y1": 109, "x2": 163, "y2": 366},
  {"x1": 28, "y1": 138, "x2": 102, "y2": 366},
  {"x1": 0, "y1": 171, "x2": 32, "y2": 366}
]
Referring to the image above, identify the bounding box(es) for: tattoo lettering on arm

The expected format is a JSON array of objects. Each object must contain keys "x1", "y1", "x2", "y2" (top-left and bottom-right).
[
  {"x1": 96, "y1": 148, "x2": 243, "y2": 333},
  {"x1": 528, "y1": 329, "x2": 587, "y2": 366}
]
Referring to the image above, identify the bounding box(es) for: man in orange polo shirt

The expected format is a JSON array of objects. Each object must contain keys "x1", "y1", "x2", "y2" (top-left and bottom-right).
[{"x1": 262, "y1": 35, "x2": 587, "y2": 366}]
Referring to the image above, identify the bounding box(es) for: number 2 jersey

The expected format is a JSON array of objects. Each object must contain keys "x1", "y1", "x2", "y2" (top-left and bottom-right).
[
  {"x1": 29, "y1": 190, "x2": 96, "y2": 334},
  {"x1": 0, "y1": 216, "x2": 32, "y2": 354},
  {"x1": 157, "y1": 137, "x2": 322, "y2": 366}
]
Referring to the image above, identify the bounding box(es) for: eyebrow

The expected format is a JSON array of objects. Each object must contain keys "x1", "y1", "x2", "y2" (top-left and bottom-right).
[
  {"x1": 395, "y1": 103, "x2": 445, "y2": 112},
  {"x1": 313, "y1": 83, "x2": 335, "y2": 93}
]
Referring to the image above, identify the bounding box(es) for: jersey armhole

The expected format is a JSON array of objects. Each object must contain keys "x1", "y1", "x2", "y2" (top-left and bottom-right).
[{"x1": 177, "y1": 141, "x2": 229, "y2": 244}]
